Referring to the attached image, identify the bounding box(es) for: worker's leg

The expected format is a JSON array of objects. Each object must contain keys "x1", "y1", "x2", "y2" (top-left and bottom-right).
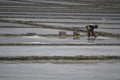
[
  {"x1": 91, "y1": 31, "x2": 97, "y2": 38},
  {"x1": 88, "y1": 31, "x2": 90, "y2": 37},
  {"x1": 86, "y1": 26, "x2": 90, "y2": 37}
]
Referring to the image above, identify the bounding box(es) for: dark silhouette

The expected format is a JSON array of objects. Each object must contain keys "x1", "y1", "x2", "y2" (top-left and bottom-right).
[{"x1": 86, "y1": 24, "x2": 98, "y2": 38}]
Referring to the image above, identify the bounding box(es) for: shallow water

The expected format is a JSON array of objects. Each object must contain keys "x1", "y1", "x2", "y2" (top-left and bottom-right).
[
  {"x1": 0, "y1": 28, "x2": 69, "y2": 34},
  {"x1": 29, "y1": 0, "x2": 84, "y2": 5},
  {"x1": 0, "y1": 63, "x2": 120, "y2": 80},
  {"x1": 96, "y1": 29, "x2": 120, "y2": 34},
  {"x1": 0, "y1": 46, "x2": 120, "y2": 56},
  {"x1": 3, "y1": 18, "x2": 120, "y2": 24},
  {"x1": 0, "y1": 22, "x2": 30, "y2": 27},
  {"x1": 0, "y1": 35, "x2": 119, "y2": 44}
]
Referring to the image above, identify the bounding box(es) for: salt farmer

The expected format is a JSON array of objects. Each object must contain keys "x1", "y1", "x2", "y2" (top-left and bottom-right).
[{"x1": 86, "y1": 24, "x2": 98, "y2": 38}]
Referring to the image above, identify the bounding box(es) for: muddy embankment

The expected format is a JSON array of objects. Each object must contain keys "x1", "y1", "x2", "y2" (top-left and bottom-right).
[
  {"x1": 0, "y1": 55, "x2": 120, "y2": 63},
  {"x1": 0, "y1": 43, "x2": 120, "y2": 46},
  {"x1": 1, "y1": 55, "x2": 120, "y2": 60}
]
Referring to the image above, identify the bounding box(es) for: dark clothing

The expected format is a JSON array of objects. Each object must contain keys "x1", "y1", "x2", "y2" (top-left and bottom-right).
[
  {"x1": 86, "y1": 25, "x2": 98, "y2": 38},
  {"x1": 89, "y1": 25, "x2": 95, "y2": 31}
]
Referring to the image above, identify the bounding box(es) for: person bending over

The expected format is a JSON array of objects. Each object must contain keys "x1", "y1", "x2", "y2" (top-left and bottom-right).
[{"x1": 86, "y1": 24, "x2": 98, "y2": 38}]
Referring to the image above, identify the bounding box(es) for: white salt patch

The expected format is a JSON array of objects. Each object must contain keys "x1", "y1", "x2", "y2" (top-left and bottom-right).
[
  {"x1": 22, "y1": 35, "x2": 46, "y2": 39},
  {"x1": 23, "y1": 42, "x2": 46, "y2": 44},
  {"x1": 97, "y1": 37, "x2": 111, "y2": 40}
]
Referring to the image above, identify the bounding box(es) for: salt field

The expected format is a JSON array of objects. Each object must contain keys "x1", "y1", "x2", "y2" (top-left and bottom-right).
[
  {"x1": 0, "y1": 36, "x2": 119, "y2": 44},
  {"x1": 0, "y1": 0, "x2": 120, "y2": 80},
  {"x1": 0, "y1": 28, "x2": 72, "y2": 34},
  {"x1": 0, "y1": 46, "x2": 120, "y2": 56},
  {"x1": 0, "y1": 63, "x2": 120, "y2": 80}
]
